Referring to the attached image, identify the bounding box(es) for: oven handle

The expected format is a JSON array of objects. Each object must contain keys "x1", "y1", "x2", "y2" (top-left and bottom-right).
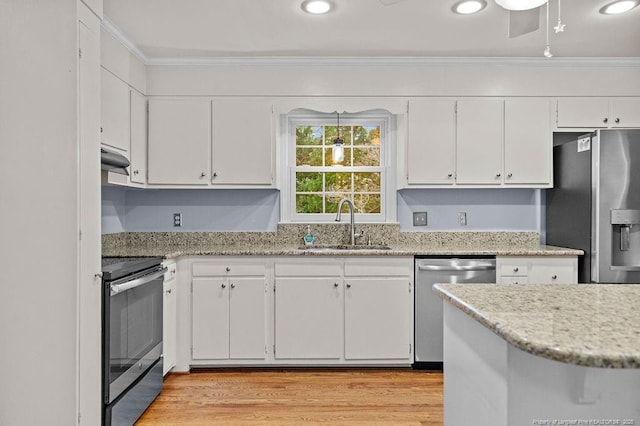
[{"x1": 110, "y1": 267, "x2": 168, "y2": 296}]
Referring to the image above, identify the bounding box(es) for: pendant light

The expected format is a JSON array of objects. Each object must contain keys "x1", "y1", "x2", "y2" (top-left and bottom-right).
[
  {"x1": 332, "y1": 113, "x2": 344, "y2": 164},
  {"x1": 543, "y1": 1, "x2": 553, "y2": 57},
  {"x1": 495, "y1": 0, "x2": 547, "y2": 11}
]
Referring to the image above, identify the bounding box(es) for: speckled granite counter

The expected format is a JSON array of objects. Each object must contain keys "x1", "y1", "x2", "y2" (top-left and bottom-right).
[
  {"x1": 433, "y1": 283, "x2": 640, "y2": 368},
  {"x1": 102, "y1": 224, "x2": 583, "y2": 258}
]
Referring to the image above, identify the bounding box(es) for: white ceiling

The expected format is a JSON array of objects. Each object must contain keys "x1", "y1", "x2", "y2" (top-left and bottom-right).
[{"x1": 103, "y1": 0, "x2": 640, "y2": 61}]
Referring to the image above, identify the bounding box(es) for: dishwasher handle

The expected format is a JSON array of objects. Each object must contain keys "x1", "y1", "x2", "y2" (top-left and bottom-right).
[{"x1": 417, "y1": 263, "x2": 495, "y2": 272}]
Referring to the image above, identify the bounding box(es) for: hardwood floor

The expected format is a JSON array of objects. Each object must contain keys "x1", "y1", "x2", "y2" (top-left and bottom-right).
[{"x1": 137, "y1": 369, "x2": 443, "y2": 425}]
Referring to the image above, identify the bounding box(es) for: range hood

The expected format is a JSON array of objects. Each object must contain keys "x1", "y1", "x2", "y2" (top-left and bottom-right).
[{"x1": 101, "y1": 148, "x2": 129, "y2": 176}]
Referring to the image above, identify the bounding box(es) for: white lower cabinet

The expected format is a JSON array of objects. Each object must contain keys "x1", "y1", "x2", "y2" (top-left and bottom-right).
[
  {"x1": 190, "y1": 261, "x2": 268, "y2": 362},
  {"x1": 162, "y1": 260, "x2": 177, "y2": 375},
  {"x1": 497, "y1": 256, "x2": 578, "y2": 284}
]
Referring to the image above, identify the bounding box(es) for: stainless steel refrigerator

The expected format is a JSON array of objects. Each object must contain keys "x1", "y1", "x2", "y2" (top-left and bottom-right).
[{"x1": 546, "y1": 129, "x2": 640, "y2": 283}]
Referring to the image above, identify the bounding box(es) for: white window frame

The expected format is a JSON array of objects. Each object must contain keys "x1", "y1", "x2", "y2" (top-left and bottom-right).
[{"x1": 279, "y1": 109, "x2": 397, "y2": 223}]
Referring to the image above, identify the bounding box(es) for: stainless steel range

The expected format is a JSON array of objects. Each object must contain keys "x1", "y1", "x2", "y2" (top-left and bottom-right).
[{"x1": 101, "y1": 257, "x2": 166, "y2": 426}]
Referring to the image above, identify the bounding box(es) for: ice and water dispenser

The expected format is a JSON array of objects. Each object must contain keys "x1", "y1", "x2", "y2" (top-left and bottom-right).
[{"x1": 610, "y1": 209, "x2": 640, "y2": 267}]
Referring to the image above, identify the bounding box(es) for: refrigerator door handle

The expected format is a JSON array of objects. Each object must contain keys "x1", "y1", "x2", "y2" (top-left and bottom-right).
[{"x1": 620, "y1": 225, "x2": 631, "y2": 251}]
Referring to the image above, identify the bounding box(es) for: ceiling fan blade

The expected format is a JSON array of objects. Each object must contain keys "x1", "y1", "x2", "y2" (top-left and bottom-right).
[
  {"x1": 379, "y1": 0, "x2": 408, "y2": 5},
  {"x1": 508, "y1": 7, "x2": 541, "y2": 38}
]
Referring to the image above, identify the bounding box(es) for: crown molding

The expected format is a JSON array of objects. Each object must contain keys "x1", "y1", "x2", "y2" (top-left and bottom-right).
[{"x1": 100, "y1": 17, "x2": 640, "y2": 68}]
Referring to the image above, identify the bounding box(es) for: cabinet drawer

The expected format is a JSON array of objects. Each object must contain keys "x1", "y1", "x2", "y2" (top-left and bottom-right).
[
  {"x1": 529, "y1": 264, "x2": 576, "y2": 284},
  {"x1": 344, "y1": 258, "x2": 412, "y2": 277},
  {"x1": 498, "y1": 260, "x2": 527, "y2": 276},
  {"x1": 192, "y1": 262, "x2": 266, "y2": 277},
  {"x1": 499, "y1": 276, "x2": 529, "y2": 285},
  {"x1": 275, "y1": 261, "x2": 342, "y2": 277}
]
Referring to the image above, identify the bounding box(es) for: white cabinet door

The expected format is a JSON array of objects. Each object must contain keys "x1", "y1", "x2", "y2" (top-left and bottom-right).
[
  {"x1": 456, "y1": 99, "x2": 503, "y2": 185},
  {"x1": 557, "y1": 98, "x2": 610, "y2": 128},
  {"x1": 529, "y1": 258, "x2": 577, "y2": 284},
  {"x1": 211, "y1": 99, "x2": 273, "y2": 185},
  {"x1": 129, "y1": 90, "x2": 147, "y2": 184},
  {"x1": 344, "y1": 278, "x2": 412, "y2": 360},
  {"x1": 100, "y1": 68, "x2": 130, "y2": 153},
  {"x1": 274, "y1": 277, "x2": 341, "y2": 359},
  {"x1": 163, "y1": 262, "x2": 177, "y2": 375},
  {"x1": 191, "y1": 278, "x2": 229, "y2": 360},
  {"x1": 504, "y1": 99, "x2": 552, "y2": 185},
  {"x1": 406, "y1": 99, "x2": 456, "y2": 185},
  {"x1": 148, "y1": 99, "x2": 211, "y2": 185},
  {"x1": 229, "y1": 277, "x2": 266, "y2": 359},
  {"x1": 610, "y1": 98, "x2": 640, "y2": 128}
]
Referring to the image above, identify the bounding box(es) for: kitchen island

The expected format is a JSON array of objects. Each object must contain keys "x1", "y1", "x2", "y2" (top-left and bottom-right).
[{"x1": 433, "y1": 283, "x2": 640, "y2": 426}]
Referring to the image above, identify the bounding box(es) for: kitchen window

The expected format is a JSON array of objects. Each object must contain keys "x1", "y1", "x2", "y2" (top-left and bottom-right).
[{"x1": 282, "y1": 111, "x2": 394, "y2": 223}]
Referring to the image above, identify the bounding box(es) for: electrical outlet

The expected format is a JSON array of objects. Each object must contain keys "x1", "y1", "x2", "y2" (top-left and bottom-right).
[
  {"x1": 173, "y1": 213, "x2": 182, "y2": 227},
  {"x1": 413, "y1": 212, "x2": 427, "y2": 226},
  {"x1": 458, "y1": 212, "x2": 467, "y2": 226}
]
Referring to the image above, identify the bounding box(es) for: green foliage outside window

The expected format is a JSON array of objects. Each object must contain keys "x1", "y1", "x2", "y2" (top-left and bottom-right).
[{"x1": 294, "y1": 124, "x2": 382, "y2": 214}]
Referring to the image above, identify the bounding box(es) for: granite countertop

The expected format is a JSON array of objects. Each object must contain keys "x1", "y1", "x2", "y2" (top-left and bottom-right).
[
  {"x1": 102, "y1": 225, "x2": 583, "y2": 258},
  {"x1": 433, "y1": 283, "x2": 640, "y2": 368}
]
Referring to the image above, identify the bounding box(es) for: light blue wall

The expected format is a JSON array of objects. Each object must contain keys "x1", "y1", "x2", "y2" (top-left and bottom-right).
[
  {"x1": 102, "y1": 186, "x2": 543, "y2": 234},
  {"x1": 397, "y1": 189, "x2": 542, "y2": 232},
  {"x1": 101, "y1": 187, "x2": 280, "y2": 233}
]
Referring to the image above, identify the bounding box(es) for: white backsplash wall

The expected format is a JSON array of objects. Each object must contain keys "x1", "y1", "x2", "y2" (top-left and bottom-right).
[
  {"x1": 101, "y1": 187, "x2": 280, "y2": 233},
  {"x1": 102, "y1": 187, "x2": 542, "y2": 234},
  {"x1": 397, "y1": 189, "x2": 542, "y2": 232}
]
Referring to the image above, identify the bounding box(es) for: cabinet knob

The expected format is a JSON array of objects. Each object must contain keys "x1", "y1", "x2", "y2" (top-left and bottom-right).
[
  {"x1": 615, "y1": 118, "x2": 620, "y2": 124},
  {"x1": 603, "y1": 117, "x2": 608, "y2": 124},
  {"x1": 496, "y1": 173, "x2": 501, "y2": 178},
  {"x1": 226, "y1": 267, "x2": 231, "y2": 272},
  {"x1": 165, "y1": 289, "x2": 172, "y2": 294},
  {"x1": 552, "y1": 275, "x2": 558, "y2": 280},
  {"x1": 230, "y1": 283, "x2": 236, "y2": 289},
  {"x1": 334, "y1": 283, "x2": 339, "y2": 287},
  {"x1": 213, "y1": 172, "x2": 218, "y2": 178},
  {"x1": 513, "y1": 267, "x2": 519, "y2": 272},
  {"x1": 221, "y1": 283, "x2": 226, "y2": 288},
  {"x1": 100, "y1": 127, "x2": 103, "y2": 133},
  {"x1": 94, "y1": 272, "x2": 103, "y2": 279},
  {"x1": 346, "y1": 283, "x2": 352, "y2": 289},
  {"x1": 133, "y1": 170, "x2": 139, "y2": 175},
  {"x1": 447, "y1": 173, "x2": 453, "y2": 179},
  {"x1": 507, "y1": 173, "x2": 513, "y2": 179}
]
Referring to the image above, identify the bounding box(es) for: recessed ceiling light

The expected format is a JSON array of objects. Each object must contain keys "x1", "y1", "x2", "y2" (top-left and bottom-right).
[
  {"x1": 599, "y1": 0, "x2": 639, "y2": 14},
  {"x1": 453, "y1": 0, "x2": 487, "y2": 14},
  {"x1": 301, "y1": 0, "x2": 332, "y2": 14},
  {"x1": 495, "y1": 0, "x2": 548, "y2": 11}
]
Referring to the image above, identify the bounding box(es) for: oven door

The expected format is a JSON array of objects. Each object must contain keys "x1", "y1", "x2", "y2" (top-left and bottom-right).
[{"x1": 104, "y1": 267, "x2": 165, "y2": 404}]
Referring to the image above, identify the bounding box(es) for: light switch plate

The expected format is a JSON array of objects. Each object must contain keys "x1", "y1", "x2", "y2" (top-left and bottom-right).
[{"x1": 413, "y1": 212, "x2": 427, "y2": 226}]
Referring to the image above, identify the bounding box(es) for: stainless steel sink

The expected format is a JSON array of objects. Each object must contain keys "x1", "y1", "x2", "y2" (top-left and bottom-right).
[{"x1": 297, "y1": 244, "x2": 392, "y2": 251}]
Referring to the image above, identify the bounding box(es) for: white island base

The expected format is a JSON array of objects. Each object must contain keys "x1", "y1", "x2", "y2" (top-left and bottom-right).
[{"x1": 443, "y1": 303, "x2": 640, "y2": 425}]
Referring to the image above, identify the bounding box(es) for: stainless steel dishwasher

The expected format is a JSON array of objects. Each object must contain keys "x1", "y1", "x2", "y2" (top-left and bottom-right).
[{"x1": 414, "y1": 256, "x2": 496, "y2": 369}]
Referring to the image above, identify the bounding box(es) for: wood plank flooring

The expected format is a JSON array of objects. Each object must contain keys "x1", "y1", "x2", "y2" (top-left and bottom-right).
[{"x1": 137, "y1": 369, "x2": 443, "y2": 425}]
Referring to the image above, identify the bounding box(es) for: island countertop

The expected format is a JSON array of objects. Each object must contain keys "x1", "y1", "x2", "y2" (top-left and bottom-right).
[{"x1": 433, "y1": 283, "x2": 640, "y2": 368}]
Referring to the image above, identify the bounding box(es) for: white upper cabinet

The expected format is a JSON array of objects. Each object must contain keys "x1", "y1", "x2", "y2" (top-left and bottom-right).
[
  {"x1": 100, "y1": 68, "x2": 130, "y2": 153},
  {"x1": 556, "y1": 97, "x2": 640, "y2": 128},
  {"x1": 129, "y1": 90, "x2": 147, "y2": 184},
  {"x1": 211, "y1": 99, "x2": 274, "y2": 185},
  {"x1": 609, "y1": 98, "x2": 640, "y2": 128},
  {"x1": 504, "y1": 99, "x2": 552, "y2": 186},
  {"x1": 406, "y1": 99, "x2": 456, "y2": 185},
  {"x1": 147, "y1": 99, "x2": 211, "y2": 185},
  {"x1": 456, "y1": 99, "x2": 504, "y2": 185}
]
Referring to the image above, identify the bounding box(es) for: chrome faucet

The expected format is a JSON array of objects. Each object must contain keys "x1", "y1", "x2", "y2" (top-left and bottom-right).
[{"x1": 335, "y1": 198, "x2": 360, "y2": 245}]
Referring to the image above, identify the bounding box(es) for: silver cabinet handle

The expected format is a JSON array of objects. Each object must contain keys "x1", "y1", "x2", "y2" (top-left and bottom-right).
[
  {"x1": 94, "y1": 272, "x2": 103, "y2": 279},
  {"x1": 346, "y1": 283, "x2": 352, "y2": 288},
  {"x1": 603, "y1": 117, "x2": 609, "y2": 123},
  {"x1": 213, "y1": 172, "x2": 218, "y2": 178},
  {"x1": 513, "y1": 267, "x2": 519, "y2": 272},
  {"x1": 552, "y1": 275, "x2": 558, "y2": 280},
  {"x1": 200, "y1": 172, "x2": 206, "y2": 177},
  {"x1": 507, "y1": 173, "x2": 513, "y2": 178},
  {"x1": 615, "y1": 118, "x2": 620, "y2": 124},
  {"x1": 447, "y1": 173, "x2": 453, "y2": 178},
  {"x1": 221, "y1": 283, "x2": 226, "y2": 288},
  {"x1": 496, "y1": 173, "x2": 501, "y2": 178},
  {"x1": 225, "y1": 267, "x2": 231, "y2": 272},
  {"x1": 133, "y1": 170, "x2": 139, "y2": 175},
  {"x1": 334, "y1": 283, "x2": 339, "y2": 287},
  {"x1": 230, "y1": 283, "x2": 236, "y2": 289},
  {"x1": 166, "y1": 289, "x2": 172, "y2": 294}
]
